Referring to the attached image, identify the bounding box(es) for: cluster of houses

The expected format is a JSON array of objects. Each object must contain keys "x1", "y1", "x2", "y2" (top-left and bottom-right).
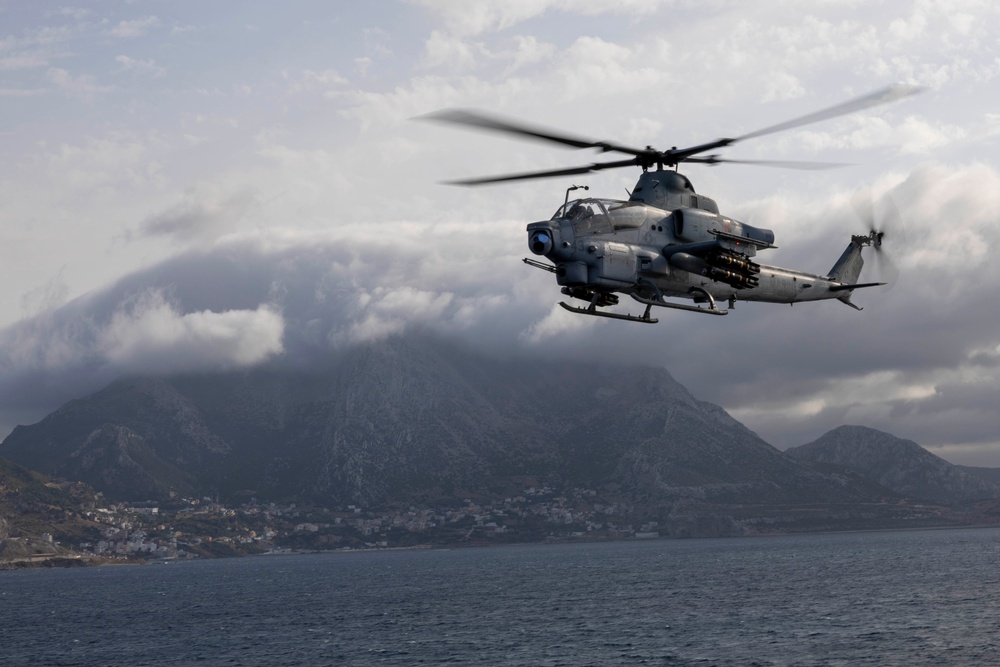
[
  {"x1": 77, "y1": 499, "x2": 276, "y2": 560},
  {"x1": 70, "y1": 485, "x2": 654, "y2": 558}
]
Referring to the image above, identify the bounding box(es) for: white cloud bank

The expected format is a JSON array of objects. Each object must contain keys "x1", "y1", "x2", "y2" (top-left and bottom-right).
[{"x1": 98, "y1": 289, "x2": 284, "y2": 374}]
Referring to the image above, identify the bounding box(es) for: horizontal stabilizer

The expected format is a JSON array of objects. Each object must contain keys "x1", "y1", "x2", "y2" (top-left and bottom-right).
[{"x1": 829, "y1": 282, "x2": 885, "y2": 292}]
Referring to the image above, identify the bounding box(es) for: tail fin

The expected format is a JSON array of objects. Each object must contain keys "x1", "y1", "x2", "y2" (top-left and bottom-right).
[
  {"x1": 828, "y1": 237, "x2": 875, "y2": 310},
  {"x1": 829, "y1": 238, "x2": 865, "y2": 285}
]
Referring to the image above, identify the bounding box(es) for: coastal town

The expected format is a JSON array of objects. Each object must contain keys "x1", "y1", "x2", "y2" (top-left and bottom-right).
[
  {"x1": 6, "y1": 484, "x2": 666, "y2": 565},
  {"x1": 5, "y1": 477, "x2": 988, "y2": 568}
]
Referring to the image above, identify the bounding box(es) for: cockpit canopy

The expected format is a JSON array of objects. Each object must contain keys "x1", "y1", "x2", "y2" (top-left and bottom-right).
[{"x1": 552, "y1": 198, "x2": 655, "y2": 235}]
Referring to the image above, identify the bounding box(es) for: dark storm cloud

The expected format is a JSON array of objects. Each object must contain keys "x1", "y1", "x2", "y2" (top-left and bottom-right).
[
  {"x1": 1, "y1": 162, "x2": 998, "y2": 464},
  {"x1": 0, "y1": 229, "x2": 543, "y2": 434},
  {"x1": 680, "y1": 163, "x2": 1000, "y2": 459}
]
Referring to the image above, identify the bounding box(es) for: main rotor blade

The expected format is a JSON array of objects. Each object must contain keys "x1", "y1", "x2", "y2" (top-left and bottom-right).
[
  {"x1": 445, "y1": 158, "x2": 641, "y2": 186},
  {"x1": 421, "y1": 83, "x2": 925, "y2": 184},
  {"x1": 734, "y1": 83, "x2": 925, "y2": 143},
  {"x1": 685, "y1": 156, "x2": 851, "y2": 170},
  {"x1": 418, "y1": 108, "x2": 645, "y2": 156}
]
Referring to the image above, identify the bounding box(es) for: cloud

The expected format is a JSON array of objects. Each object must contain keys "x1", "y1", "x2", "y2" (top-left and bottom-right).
[
  {"x1": 410, "y1": 0, "x2": 672, "y2": 36},
  {"x1": 336, "y1": 286, "x2": 455, "y2": 346},
  {"x1": 0, "y1": 23, "x2": 74, "y2": 73},
  {"x1": 46, "y1": 67, "x2": 115, "y2": 99},
  {"x1": 42, "y1": 130, "x2": 158, "y2": 192},
  {"x1": 0, "y1": 273, "x2": 285, "y2": 430},
  {"x1": 1, "y1": 160, "x2": 999, "y2": 464},
  {"x1": 98, "y1": 289, "x2": 284, "y2": 374},
  {"x1": 0, "y1": 230, "x2": 528, "y2": 430},
  {"x1": 554, "y1": 36, "x2": 665, "y2": 96},
  {"x1": 115, "y1": 54, "x2": 166, "y2": 78},
  {"x1": 284, "y1": 68, "x2": 348, "y2": 94},
  {"x1": 422, "y1": 30, "x2": 479, "y2": 70},
  {"x1": 108, "y1": 16, "x2": 161, "y2": 39},
  {"x1": 682, "y1": 162, "x2": 1000, "y2": 460},
  {"x1": 3, "y1": 1, "x2": 1000, "y2": 468},
  {"x1": 0, "y1": 54, "x2": 50, "y2": 70},
  {"x1": 789, "y1": 114, "x2": 965, "y2": 156},
  {"x1": 502, "y1": 35, "x2": 556, "y2": 75},
  {"x1": 362, "y1": 27, "x2": 394, "y2": 60},
  {"x1": 50, "y1": 7, "x2": 91, "y2": 20},
  {"x1": 0, "y1": 86, "x2": 45, "y2": 97},
  {"x1": 761, "y1": 72, "x2": 806, "y2": 103},
  {"x1": 519, "y1": 303, "x2": 592, "y2": 344},
  {"x1": 20, "y1": 269, "x2": 70, "y2": 317},
  {"x1": 132, "y1": 185, "x2": 259, "y2": 243}
]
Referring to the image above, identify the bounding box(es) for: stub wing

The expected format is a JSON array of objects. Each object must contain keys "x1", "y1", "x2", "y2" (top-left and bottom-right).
[{"x1": 663, "y1": 233, "x2": 767, "y2": 291}]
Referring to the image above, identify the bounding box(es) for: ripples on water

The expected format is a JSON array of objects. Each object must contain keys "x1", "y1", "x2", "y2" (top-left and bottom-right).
[{"x1": 3, "y1": 527, "x2": 1000, "y2": 666}]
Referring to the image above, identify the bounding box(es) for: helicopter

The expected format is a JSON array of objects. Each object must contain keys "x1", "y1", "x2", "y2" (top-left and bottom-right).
[{"x1": 422, "y1": 84, "x2": 922, "y2": 324}]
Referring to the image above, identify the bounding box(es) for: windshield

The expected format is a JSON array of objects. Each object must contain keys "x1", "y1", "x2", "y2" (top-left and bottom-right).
[
  {"x1": 552, "y1": 198, "x2": 604, "y2": 220},
  {"x1": 552, "y1": 198, "x2": 650, "y2": 233}
]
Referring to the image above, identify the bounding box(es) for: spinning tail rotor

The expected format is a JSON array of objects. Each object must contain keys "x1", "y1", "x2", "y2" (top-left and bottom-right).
[{"x1": 851, "y1": 188, "x2": 904, "y2": 289}]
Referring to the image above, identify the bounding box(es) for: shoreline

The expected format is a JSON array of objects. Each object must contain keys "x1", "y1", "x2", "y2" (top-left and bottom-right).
[{"x1": 7, "y1": 520, "x2": 1000, "y2": 570}]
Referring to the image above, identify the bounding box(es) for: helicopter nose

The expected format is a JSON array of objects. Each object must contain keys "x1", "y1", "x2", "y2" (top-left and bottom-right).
[{"x1": 529, "y1": 229, "x2": 554, "y2": 255}]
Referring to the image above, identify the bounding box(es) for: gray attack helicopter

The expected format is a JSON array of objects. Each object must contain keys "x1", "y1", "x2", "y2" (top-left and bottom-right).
[{"x1": 423, "y1": 84, "x2": 921, "y2": 324}]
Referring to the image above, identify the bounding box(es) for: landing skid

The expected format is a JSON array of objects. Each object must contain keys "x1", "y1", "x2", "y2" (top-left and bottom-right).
[
  {"x1": 630, "y1": 285, "x2": 728, "y2": 316},
  {"x1": 558, "y1": 285, "x2": 729, "y2": 323},
  {"x1": 559, "y1": 300, "x2": 658, "y2": 324}
]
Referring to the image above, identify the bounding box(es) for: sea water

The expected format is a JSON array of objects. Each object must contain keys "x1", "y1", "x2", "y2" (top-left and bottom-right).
[{"x1": 3, "y1": 527, "x2": 1000, "y2": 666}]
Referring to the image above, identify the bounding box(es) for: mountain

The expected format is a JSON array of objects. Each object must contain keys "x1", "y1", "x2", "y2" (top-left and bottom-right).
[
  {"x1": 957, "y1": 465, "x2": 1000, "y2": 486},
  {"x1": 0, "y1": 335, "x2": 884, "y2": 509},
  {"x1": 786, "y1": 425, "x2": 1000, "y2": 503},
  {"x1": 0, "y1": 457, "x2": 102, "y2": 562}
]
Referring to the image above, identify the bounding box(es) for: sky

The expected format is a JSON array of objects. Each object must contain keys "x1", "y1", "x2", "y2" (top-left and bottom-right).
[{"x1": 1, "y1": 0, "x2": 999, "y2": 464}]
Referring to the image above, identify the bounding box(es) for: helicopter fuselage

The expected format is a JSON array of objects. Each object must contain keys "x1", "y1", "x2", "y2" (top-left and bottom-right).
[{"x1": 525, "y1": 171, "x2": 879, "y2": 321}]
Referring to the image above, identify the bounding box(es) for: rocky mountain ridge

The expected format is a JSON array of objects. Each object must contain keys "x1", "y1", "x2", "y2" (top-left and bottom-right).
[
  {"x1": 786, "y1": 425, "x2": 1000, "y2": 503},
  {"x1": 2, "y1": 335, "x2": 883, "y2": 510},
  {"x1": 3, "y1": 335, "x2": 998, "y2": 536}
]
